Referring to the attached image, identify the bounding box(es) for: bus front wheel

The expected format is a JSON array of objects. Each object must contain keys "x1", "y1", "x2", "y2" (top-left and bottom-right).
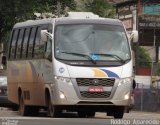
[
  {"x1": 113, "y1": 107, "x2": 124, "y2": 119},
  {"x1": 47, "y1": 97, "x2": 61, "y2": 117}
]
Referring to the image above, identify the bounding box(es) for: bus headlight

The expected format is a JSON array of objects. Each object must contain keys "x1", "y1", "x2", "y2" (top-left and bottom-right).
[
  {"x1": 54, "y1": 76, "x2": 72, "y2": 84},
  {"x1": 124, "y1": 93, "x2": 130, "y2": 100},
  {"x1": 118, "y1": 77, "x2": 132, "y2": 86},
  {"x1": 60, "y1": 91, "x2": 65, "y2": 99}
]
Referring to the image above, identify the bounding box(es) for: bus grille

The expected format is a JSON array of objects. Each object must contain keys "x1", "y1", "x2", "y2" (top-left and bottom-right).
[
  {"x1": 80, "y1": 91, "x2": 111, "y2": 98},
  {"x1": 76, "y1": 78, "x2": 115, "y2": 98},
  {"x1": 76, "y1": 78, "x2": 115, "y2": 86}
]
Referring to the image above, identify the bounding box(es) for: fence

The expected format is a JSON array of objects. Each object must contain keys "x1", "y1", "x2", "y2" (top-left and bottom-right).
[{"x1": 133, "y1": 82, "x2": 160, "y2": 112}]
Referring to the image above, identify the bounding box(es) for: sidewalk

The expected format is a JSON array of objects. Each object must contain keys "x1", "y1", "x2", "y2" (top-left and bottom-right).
[
  {"x1": 0, "y1": 108, "x2": 18, "y2": 117},
  {"x1": 125, "y1": 111, "x2": 160, "y2": 120},
  {"x1": 96, "y1": 111, "x2": 160, "y2": 119}
]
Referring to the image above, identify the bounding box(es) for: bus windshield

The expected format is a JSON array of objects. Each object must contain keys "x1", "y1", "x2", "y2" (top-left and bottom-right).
[{"x1": 55, "y1": 24, "x2": 131, "y2": 62}]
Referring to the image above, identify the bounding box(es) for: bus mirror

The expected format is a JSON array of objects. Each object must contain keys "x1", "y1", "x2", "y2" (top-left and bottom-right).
[
  {"x1": 1, "y1": 55, "x2": 6, "y2": 66},
  {"x1": 130, "y1": 30, "x2": 138, "y2": 43},
  {"x1": 41, "y1": 30, "x2": 53, "y2": 42}
]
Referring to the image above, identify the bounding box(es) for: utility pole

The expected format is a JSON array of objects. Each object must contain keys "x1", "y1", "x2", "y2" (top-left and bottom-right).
[{"x1": 151, "y1": 29, "x2": 156, "y2": 76}]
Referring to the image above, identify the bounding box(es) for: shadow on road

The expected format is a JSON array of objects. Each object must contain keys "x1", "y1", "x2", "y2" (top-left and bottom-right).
[
  {"x1": 0, "y1": 107, "x2": 112, "y2": 119},
  {"x1": 38, "y1": 110, "x2": 111, "y2": 119}
]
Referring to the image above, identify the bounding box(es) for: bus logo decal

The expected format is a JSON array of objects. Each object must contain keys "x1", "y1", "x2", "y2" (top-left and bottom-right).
[
  {"x1": 92, "y1": 68, "x2": 119, "y2": 78},
  {"x1": 92, "y1": 79, "x2": 99, "y2": 84},
  {"x1": 101, "y1": 69, "x2": 119, "y2": 78},
  {"x1": 92, "y1": 68, "x2": 108, "y2": 77},
  {"x1": 59, "y1": 67, "x2": 65, "y2": 73}
]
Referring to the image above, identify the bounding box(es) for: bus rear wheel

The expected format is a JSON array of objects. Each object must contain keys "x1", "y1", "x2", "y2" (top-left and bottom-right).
[
  {"x1": 19, "y1": 94, "x2": 39, "y2": 116},
  {"x1": 19, "y1": 94, "x2": 29, "y2": 116}
]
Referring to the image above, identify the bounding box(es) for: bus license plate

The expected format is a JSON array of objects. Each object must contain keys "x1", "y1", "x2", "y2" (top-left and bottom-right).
[{"x1": 88, "y1": 86, "x2": 103, "y2": 92}]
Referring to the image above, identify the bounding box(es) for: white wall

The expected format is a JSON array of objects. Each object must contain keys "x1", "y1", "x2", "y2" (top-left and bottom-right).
[{"x1": 135, "y1": 75, "x2": 151, "y2": 89}]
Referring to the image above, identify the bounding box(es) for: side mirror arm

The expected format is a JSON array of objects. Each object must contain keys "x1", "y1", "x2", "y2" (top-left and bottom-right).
[{"x1": 41, "y1": 30, "x2": 53, "y2": 42}]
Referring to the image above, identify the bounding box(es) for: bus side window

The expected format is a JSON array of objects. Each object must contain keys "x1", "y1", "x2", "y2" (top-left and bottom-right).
[
  {"x1": 10, "y1": 29, "x2": 19, "y2": 59},
  {"x1": 16, "y1": 29, "x2": 25, "y2": 59},
  {"x1": 34, "y1": 27, "x2": 47, "y2": 58},
  {"x1": 45, "y1": 39, "x2": 52, "y2": 61},
  {"x1": 28, "y1": 27, "x2": 38, "y2": 58},
  {"x1": 9, "y1": 31, "x2": 14, "y2": 59},
  {"x1": 22, "y1": 28, "x2": 31, "y2": 58}
]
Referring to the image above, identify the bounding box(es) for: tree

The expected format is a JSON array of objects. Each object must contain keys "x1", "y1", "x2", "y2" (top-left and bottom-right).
[
  {"x1": 138, "y1": 47, "x2": 151, "y2": 68},
  {"x1": 0, "y1": 0, "x2": 39, "y2": 43},
  {"x1": 79, "y1": 0, "x2": 115, "y2": 18},
  {"x1": 35, "y1": 0, "x2": 76, "y2": 17},
  {"x1": 0, "y1": 0, "x2": 76, "y2": 46}
]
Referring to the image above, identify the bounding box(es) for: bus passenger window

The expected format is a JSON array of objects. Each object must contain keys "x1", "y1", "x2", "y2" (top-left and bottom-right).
[
  {"x1": 16, "y1": 29, "x2": 25, "y2": 59},
  {"x1": 45, "y1": 39, "x2": 52, "y2": 61},
  {"x1": 22, "y1": 28, "x2": 31, "y2": 58},
  {"x1": 34, "y1": 27, "x2": 46, "y2": 58},
  {"x1": 28, "y1": 27, "x2": 37, "y2": 58},
  {"x1": 10, "y1": 30, "x2": 19, "y2": 59}
]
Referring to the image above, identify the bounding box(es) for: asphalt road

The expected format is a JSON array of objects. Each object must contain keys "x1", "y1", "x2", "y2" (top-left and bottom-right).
[{"x1": 0, "y1": 108, "x2": 160, "y2": 125}]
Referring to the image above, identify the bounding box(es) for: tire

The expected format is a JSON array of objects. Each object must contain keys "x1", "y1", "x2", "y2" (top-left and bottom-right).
[
  {"x1": 107, "y1": 111, "x2": 114, "y2": 116},
  {"x1": 113, "y1": 107, "x2": 124, "y2": 119},
  {"x1": 47, "y1": 97, "x2": 61, "y2": 117},
  {"x1": 19, "y1": 94, "x2": 29, "y2": 116}
]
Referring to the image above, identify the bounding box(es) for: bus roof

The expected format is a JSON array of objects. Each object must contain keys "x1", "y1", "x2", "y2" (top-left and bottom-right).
[
  {"x1": 13, "y1": 18, "x2": 54, "y2": 28},
  {"x1": 13, "y1": 17, "x2": 123, "y2": 29}
]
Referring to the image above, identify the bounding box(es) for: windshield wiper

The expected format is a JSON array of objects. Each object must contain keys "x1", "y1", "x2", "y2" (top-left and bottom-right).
[
  {"x1": 61, "y1": 52, "x2": 97, "y2": 64},
  {"x1": 95, "y1": 53, "x2": 126, "y2": 64}
]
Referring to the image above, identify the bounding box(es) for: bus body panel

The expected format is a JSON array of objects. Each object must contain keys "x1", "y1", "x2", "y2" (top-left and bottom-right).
[
  {"x1": 8, "y1": 59, "x2": 133, "y2": 107},
  {"x1": 8, "y1": 59, "x2": 53, "y2": 106}
]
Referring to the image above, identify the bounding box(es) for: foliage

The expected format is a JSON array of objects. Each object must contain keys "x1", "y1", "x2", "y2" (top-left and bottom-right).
[
  {"x1": 0, "y1": 0, "x2": 76, "y2": 45},
  {"x1": 82, "y1": 0, "x2": 115, "y2": 18},
  {"x1": 138, "y1": 47, "x2": 151, "y2": 68}
]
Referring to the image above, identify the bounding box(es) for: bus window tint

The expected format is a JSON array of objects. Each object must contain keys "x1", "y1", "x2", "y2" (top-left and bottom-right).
[
  {"x1": 16, "y1": 29, "x2": 25, "y2": 59},
  {"x1": 28, "y1": 27, "x2": 37, "y2": 58},
  {"x1": 45, "y1": 39, "x2": 52, "y2": 61},
  {"x1": 34, "y1": 27, "x2": 46, "y2": 58},
  {"x1": 10, "y1": 30, "x2": 19, "y2": 59},
  {"x1": 22, "y1": 28, "x2": 30, "y2": 58}
]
